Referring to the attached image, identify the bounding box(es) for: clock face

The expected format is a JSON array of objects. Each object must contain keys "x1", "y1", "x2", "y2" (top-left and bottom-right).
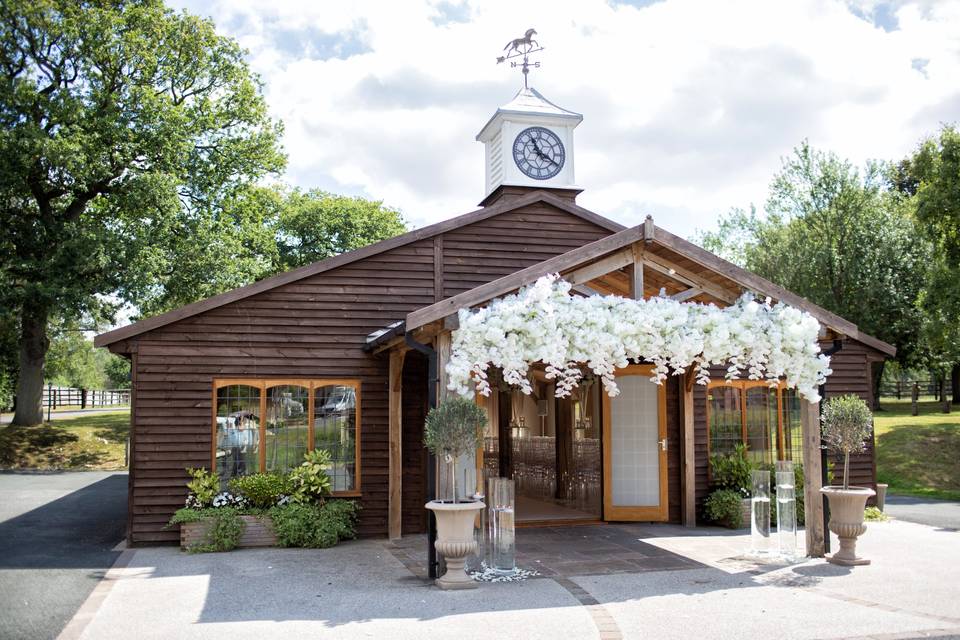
[{"x1": 513, "y1": 126, "x2": 565, "y2": 180}]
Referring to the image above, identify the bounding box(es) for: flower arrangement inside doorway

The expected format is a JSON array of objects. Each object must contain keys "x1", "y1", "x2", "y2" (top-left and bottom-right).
[
  {"x1": 447, "y1": 274, "x2": 831, "y2": 403},
  {"x1": 423, "y1": 397, "x2": 487, "y2": 590},
  {"x1": 819, "y1": 395, "x2": 875, "y2": 566},
  {"x1": 168, "y1": 452, "x2": 358, "y2": 553}
]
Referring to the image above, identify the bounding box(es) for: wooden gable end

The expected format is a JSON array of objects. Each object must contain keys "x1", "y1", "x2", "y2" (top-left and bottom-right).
[{"x1": 124, "y1": 202, "x2": 614, "y2": 543}]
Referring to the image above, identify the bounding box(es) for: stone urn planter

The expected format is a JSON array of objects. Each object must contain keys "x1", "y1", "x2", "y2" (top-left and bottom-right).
[
  {"x1": 820, "y1": 486, "x2": 875, "y2": 566},
  {"x1": 426, "y1": 500, "x2": 485, "y2": 590},
  {"x1": 180, "y1": 515, "x2": 276, "y2": 550}
]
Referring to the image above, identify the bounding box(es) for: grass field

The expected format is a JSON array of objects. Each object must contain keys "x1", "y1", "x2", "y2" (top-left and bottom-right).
[
  {"x1": 875, "y1": 400, "x2": 960, "y2": 501},
  {"x1": 0, "y1": 411, "x2": 130, "y2": 471}
]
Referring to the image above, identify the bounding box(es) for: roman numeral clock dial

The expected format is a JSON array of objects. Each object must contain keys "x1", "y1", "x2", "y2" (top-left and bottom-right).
[{"x1": 513, "y1": 126, "x2": 565, "y2": 180}]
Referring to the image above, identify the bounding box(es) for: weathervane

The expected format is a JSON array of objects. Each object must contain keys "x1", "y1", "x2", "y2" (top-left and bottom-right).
[{"x1": 497, "y1": 28, "x2": 543, "y2": 89}]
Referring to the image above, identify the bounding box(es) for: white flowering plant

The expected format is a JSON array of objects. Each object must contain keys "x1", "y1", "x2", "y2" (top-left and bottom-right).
[{"x1": 447, "y1": 274, "x2": 832, "y2": 402}]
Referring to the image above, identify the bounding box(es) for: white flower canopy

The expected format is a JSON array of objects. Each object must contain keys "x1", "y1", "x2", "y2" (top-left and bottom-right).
[{"x1": 447, "y1": 274, "x2": 832, "y2": 403}]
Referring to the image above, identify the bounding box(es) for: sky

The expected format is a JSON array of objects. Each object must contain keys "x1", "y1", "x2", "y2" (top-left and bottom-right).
[{"x1": 171, "y1": 0, "x2": 960, "y2": 240}]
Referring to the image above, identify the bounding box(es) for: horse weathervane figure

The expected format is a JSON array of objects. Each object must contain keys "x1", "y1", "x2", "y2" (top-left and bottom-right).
[{"x1": 496, "y1": 28, "x2": 543, "y2": 89}]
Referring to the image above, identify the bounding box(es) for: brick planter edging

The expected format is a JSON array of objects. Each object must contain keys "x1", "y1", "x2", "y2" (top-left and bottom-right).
[{"x1": 180, "y1": 515, "x2": 277, "y2": 550}]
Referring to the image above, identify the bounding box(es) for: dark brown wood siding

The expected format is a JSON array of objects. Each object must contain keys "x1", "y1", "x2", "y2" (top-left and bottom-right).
[{"x1": 126, "y1": 204, "x2": 612, "y2": 544}]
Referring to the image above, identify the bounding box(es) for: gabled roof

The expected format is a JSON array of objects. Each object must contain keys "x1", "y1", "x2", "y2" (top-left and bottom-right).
[
  {"x1": 93, "y1": 190, "x2": 623, "y2": 348},
  {"x1": 403, "y1": 218, "x2": 897, "y2": 357}
]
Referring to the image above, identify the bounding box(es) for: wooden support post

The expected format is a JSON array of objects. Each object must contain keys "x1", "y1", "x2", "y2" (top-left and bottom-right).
[
  {"x1": 681, "y1": 370, "x2": 696, "y2": 527},
  {"x1": 629, "y1": 243, "x2": 644, "y2": 299},
  {"x1": 498, "y1": 388, "x2": 513, "y2": 479},
  {"x1": 388, "y1": 348, "x2": 406, "y2": 541},
  {"x1": 911, "y1": 381, "x2": 919, "y2": 416},
  {"x1": 555, "y1": 396, "x2": 573, "y2": 500},
  {"x1": 800, "y1": 400, "x2": 824, "y2": 557},
  {"x1": 436, "y1": 332, "x2": 451, "y2": 403},
  {"x1": 434, "y1": 331, "x2": 454, "y2": 500}
]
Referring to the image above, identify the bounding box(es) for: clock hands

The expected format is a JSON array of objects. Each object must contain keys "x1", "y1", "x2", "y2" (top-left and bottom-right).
[{"x1": 529, "y1": 139, "x2": 557, "y2": 166}]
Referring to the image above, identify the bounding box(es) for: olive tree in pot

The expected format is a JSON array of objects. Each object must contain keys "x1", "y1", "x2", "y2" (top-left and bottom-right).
[
  {"x1": 423, "y1": 397, "x2": 487, "y2": 590},
  {"x1": 819, "y1": 395, "x2": 875, "y2": 566}
]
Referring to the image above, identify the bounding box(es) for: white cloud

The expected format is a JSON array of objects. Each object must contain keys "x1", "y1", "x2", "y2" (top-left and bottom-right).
[{"x1": 173, "y1": 0, "x2": 960, "y2": 238}]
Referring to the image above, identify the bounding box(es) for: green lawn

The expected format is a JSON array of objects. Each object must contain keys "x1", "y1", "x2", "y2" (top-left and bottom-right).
[
  {"x1": 874, "y1": 400, "x2": 960, "y2": 501},
  {"x1": 0, "y1": 411, "x2": 130, "y2": 470}
]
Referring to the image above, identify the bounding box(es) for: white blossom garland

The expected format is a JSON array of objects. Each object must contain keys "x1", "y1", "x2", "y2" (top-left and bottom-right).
[{"x1": 446, "y1": 274, "x2": 832, "y2": 402}]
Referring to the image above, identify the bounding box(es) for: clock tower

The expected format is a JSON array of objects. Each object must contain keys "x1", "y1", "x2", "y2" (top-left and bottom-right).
[{"x1": 476, "y1": 86, "x2": 583, "y2": 206}]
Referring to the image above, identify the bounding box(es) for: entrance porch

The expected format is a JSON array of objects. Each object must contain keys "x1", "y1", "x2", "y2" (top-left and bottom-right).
[{"x1": 365, "y1": 216, "x2": 882, "y2": 573}]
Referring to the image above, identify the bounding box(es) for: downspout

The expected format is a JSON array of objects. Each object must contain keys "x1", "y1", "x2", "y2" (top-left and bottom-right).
[
  {"x1": 404, "y1": 331, "x2": 440, "y2": 579},
  {"x1": 818, "y1": 338, "x2": 843, "y2": 554}
]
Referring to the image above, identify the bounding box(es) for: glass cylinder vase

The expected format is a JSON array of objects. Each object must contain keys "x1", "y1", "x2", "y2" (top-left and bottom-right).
[
  {"x1": 487, "y1": 477, "x2": 516, "y2": 576},
  {"x1": 775, "y1": 467, "x2": 797, "y2": 560},
  {"x1": 750, "y1": 469, "x2": 771, "y2": 555}
]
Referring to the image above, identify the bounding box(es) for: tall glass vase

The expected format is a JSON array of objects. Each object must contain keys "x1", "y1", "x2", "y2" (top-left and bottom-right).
[
  {"x1": 775, "y1": 463, "x2": 797, "y2": 560},
  {"x1": 750, "y1": 469, "x2": 771, "y2": 555},
  {"x1": 487, "y1": 477, "x2": 516, "y2": 576}
]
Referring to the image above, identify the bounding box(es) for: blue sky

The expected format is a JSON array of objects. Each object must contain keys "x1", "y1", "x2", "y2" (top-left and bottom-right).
[{"x1": 171, "y1": 0, "x2": 960, "y2": 239}]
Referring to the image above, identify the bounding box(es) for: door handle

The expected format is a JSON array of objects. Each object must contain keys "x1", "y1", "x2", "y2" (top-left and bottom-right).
[{"x1": 659, "y1": 438, "x2": 668, "y2": 451}]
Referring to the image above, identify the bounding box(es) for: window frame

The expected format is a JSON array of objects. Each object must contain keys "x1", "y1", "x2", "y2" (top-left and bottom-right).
[
  {"x1": 212, "y1": 378, "x2": 362, "y2": 496},
  {"x1": 706, "y1": 379, "x2": 790, "y2": 469}
]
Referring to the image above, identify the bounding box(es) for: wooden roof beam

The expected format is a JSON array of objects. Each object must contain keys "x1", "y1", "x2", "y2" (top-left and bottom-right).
[
  {"x1": 670, "y1": 287, "x2": 703, "y2": 302},
  {"x1": 642, "y1": 254, "x2": 740, "y2": 305}
]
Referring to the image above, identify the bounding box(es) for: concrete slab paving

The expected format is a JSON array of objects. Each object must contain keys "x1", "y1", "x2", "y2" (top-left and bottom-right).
[
  {"x1": 76, "y1": 542, "x2": 598, "y2": 640},
  {"x1": 69, "y1": 519, "x2": 960, "y2": 640}
]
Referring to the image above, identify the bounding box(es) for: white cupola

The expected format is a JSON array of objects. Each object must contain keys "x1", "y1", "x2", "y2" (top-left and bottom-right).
[{"x1": 476, "y1": 87, "x2": 582, "y2": 203}]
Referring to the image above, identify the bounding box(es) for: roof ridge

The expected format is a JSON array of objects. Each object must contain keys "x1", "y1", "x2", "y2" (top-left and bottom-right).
[{"x1": 94, "y1": 190, "x2": 623, "y2": 347}]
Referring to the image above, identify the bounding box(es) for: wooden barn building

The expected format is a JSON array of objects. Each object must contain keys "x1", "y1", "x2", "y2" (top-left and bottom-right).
[{"x1": 95, "y1": 86, "x2": 894, "y2": 547}]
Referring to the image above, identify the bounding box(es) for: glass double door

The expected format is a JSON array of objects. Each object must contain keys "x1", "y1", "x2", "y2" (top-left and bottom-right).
[{"x1": 602, "y1": 364, "x2": 669, "y2": 521}]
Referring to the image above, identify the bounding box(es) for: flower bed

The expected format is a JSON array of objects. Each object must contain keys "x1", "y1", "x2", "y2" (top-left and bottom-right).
[{"x1": 168, "y1": 450, "x2": 359, "y2": 553}]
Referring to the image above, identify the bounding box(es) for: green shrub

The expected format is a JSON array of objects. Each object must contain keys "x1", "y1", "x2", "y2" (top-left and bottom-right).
[
  {"x1": 168, "y1": 507, "x2": 245, "y2": 553},
  {"x1": 185, "y1": 467, "x2": 220, "y2": 508},
  {"x1": 821, "y1": 395, "x2": 873, "y2": 490},
  {"x1": 710, "y1": 444, "x2": 751, "y2": 495},
  {"x1": 864, "y1": 506, "x2": 888, "y2": 522},
  {"x1": 269, "y1": 500, "x2": 359, "y2": 548},
  {"x1": 705, "y1": 489, "x2": 744, "y2": 528},
  {"x1": 289, "y1": 449, "x2": 333, "y2": 504},
  {"x1": 424, "y1": 397, "x2": 487, "y2": 503},
  {"x1": 229, "y1": 473, "x2": 292, "y2": 508}
]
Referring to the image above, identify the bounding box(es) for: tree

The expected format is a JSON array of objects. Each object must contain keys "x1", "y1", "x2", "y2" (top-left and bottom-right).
[
  {"x1": 897, "y1": 125, "x2": 960, "y2": 404},
  {"x1": 698, "y1": 142, "x2": 930, "y2": 402},
  {"x1": 136, "y1": 185, "x2": 408, "y2": 315},
  {"x1": 274, "y1": 188, "x2": 407, "y2": 273},
  {"x1": 44, "y1": 320, "x2": 105, "y2": 390},
  {"x1": 0, "y1": 1, "x2": 284, "y2": 424}
]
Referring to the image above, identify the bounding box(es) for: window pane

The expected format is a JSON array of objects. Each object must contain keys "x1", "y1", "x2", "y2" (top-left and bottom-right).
[
  {"x1": 313, "y1": 384, "x2": 358, "y2": 491},
  {"x1": 215, "y1": 385, "x2": 261, "y2": 484},
  {"x1": 781, "y1": 388, "x2": 803, "y2": 462},
  {"x1": 745, "y1": 386, "x2": 777, "y2": 466},
  {"x1": 708, "y1": 386, "x2": 742, "y2": 456},
  {"x1": 266, "y1": 385, "x2": 309, "y2": 473}
]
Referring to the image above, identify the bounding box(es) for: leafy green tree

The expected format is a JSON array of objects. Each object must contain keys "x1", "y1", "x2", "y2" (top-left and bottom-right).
[
  {"x1": 0, "y1": 1, "x2": 284, "y2": 424},
  {"x1": 274, "y1": 188, "x2": 407, "y2": 273},
  {"x1": 896, "y1": 126, "x2": 960, "y2": 403},
  {"x1": 137, "y1": 184, "x2": 408, "y2": 315},
  {"x1": 44, "y1": 320, "x2": 105, "y2": 390},
  {"x1": 698, "y1": 142, "x2": 930, "y2": 400}
]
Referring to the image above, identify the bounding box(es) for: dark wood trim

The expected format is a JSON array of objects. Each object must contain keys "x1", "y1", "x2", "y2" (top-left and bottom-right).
[
  {"x1": 126, "y1": 352, "x2": 138, "y2": 544},
  {"x1": 95, "y1": 190, "x2": 624, "y2": 348},
  {"x1": 433, "y1": 235, "x2": 443, "y2": 302}
]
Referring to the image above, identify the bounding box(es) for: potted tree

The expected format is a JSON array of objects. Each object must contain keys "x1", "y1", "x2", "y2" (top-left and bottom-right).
[
  {"x1": 424, "y1": 397, "x2": 487, "y2": 590},
  {"x1": 819, "y1": 395, "x2": 876, "y2": 566}
]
